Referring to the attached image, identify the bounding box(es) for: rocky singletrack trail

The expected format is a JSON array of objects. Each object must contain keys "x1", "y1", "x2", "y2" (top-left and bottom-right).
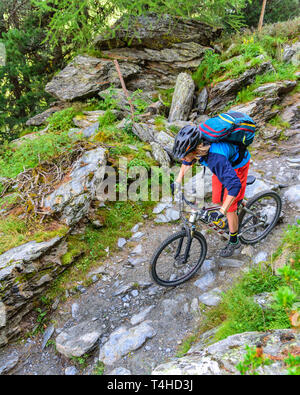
[
  {"x1": 1, "y1": 144, "x2": 299, "y2": 375},
  {"x1": 0, "y1": 218, "x2": 286, "y2": 375}
]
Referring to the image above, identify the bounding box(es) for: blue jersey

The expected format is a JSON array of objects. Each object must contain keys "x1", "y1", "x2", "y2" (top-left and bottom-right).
[{"x1": 199, "y1": 142, "x2": 251, "y2": 197}]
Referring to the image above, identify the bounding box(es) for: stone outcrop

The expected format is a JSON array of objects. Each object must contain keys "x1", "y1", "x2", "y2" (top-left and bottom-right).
[
  {"x1": 94, "y1": 14, "x2": 222, "y2": 50},
  {"x1": 152, "y1": 329, "x2": 300, "y2": 375},
  {"x1": 45, "y1": 15, "x2": 220, "y2": 101},
  {"x1": 229, "y1": 80, "x2": 297, "y2": 125},
  {"x1": 0, "y1": 237, "x2": 75, "y2": 347},
  {"x1": 43, "y1": 147, "x2": 107, "y2": 226},
  {"x1": 207, "y1": 61, "x2": 275, "y2": 114}
]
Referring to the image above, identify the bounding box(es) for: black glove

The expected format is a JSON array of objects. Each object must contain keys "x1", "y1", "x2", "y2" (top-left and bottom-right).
[{"x1": 208, "y1": 210, "x2": 224, "y2": 223}]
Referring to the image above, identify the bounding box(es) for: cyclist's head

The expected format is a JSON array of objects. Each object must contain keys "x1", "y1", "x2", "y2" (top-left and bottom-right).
[{"x1": 172, "y1": 125, "x2": 202, "y2": 159}]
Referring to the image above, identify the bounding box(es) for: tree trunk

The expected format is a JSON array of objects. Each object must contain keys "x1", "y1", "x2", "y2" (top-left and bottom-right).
[{"x1": 258, "y1": 0, "x2": 267, "y2": 32}]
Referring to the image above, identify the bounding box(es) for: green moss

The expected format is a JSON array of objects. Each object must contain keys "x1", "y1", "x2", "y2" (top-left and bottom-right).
[
  {"x1": 176, "y1": 333, "x2": 198, "y2": 357},
  {"x1": 47, "y1": 107, "x2": 78, "y2": 132},
  {"x1": 157, "y1": 88, "x2": 174, "y2": 108},
  {"x1": 0, "y1": 217, "x2": 68, "y2": 255},
  {"x1": 61, "y1": 237, "x2": 86, "y2": 266}
]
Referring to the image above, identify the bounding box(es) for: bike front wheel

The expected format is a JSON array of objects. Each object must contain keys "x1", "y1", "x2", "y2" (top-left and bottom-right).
[
  {"x1": 238, "y1": 190, "x2": 282, "y2": 245},
  {"x1": 150, "y1": 230, "x2": 207, "y2": 287}
]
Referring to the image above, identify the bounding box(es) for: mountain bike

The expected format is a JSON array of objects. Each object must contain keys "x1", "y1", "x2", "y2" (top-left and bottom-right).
[{"x1": 149, "y1": 176, "x2": 282, "y2": 287}]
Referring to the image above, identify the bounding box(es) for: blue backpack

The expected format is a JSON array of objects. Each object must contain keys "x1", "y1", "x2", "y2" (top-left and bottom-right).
[{"x1": 198, "y1": 111, "x2": 256, "y2": 166}]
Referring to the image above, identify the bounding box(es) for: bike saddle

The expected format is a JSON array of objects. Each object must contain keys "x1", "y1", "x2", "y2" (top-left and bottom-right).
[{"x1": 246, "y1": 175, "x2": 256, "y2": 185}]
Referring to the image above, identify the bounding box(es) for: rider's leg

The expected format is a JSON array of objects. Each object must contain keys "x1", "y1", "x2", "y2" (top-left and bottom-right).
[{"x1": 227, "y1": 211, "x2": 238, "y2": 234}]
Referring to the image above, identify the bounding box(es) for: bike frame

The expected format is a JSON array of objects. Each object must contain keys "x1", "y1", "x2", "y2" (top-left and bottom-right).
[{"x1": 178, "y1": 193, "x2": 265, "y2": 241}]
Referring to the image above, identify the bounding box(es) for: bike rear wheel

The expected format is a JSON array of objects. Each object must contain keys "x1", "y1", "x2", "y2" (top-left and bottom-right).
[
  {"x1": 238, "y1": 190, "x2": 282, "y2": 245},
  {"x1": 150, "y1": 230, "x2": 207, "y2": 287}
]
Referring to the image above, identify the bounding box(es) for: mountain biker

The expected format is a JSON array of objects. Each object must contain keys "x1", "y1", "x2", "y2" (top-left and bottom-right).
[{"x1": 172, "y1": 124, "x2": 250, "y2": 257}]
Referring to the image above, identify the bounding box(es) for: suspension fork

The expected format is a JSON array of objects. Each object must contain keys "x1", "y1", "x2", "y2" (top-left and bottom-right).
[{"x1": 174, "y1": 222, "x2": 194, "y2": 262}]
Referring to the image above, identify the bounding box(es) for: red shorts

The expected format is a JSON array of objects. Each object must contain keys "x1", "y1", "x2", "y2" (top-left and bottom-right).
[{"x1": 212, "y1": 161, "x2": 250, "y2": 212}]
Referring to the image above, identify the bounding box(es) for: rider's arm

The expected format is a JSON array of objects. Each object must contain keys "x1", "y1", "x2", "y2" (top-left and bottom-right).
[
  {"x1": 175, "y1": 163, "x2": 193, "y2": 184},
  {"x1": 175, "y1": 153, "x2": 197, "y2": 184},
  {"x1": 206, "y1": 152, "x2": 242, "y2": 199}
]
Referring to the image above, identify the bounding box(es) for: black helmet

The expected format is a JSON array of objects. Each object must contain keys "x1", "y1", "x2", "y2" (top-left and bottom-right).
[{"x1": 172, "y1": 125, "x2": 202, "y2": 159}]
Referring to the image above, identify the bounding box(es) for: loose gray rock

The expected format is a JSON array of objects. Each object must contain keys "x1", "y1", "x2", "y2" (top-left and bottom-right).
[
  {"x1": 0, "y1": 237, "x2": 62, "y2": 282},
  {"x1": 117, "y1": 238, "x2": 127, "y2": 249},
  {"x1": 41, "y1": 324, "x2": 55, "y2": 350},
  {"x1": 152, "y1": 202, "x2": 172, "y2": 214},
  {"x1": 282, "y1": 41, "x2": 300, "y2": 65},
  {"x1": 130, "y1": 244, "x2": 142, "y2": 256},
  {"x1": 45, "y1": 55, "x2": 141, "y2": 101},
  {"x1": 0, "y1": 350, "x2": 19, "y2": 375},
  {"x1": 154, "y1": 214, "x2": 169, "y2": 223},
  {"x1": 193, "y1": 271, "x2": 216, "y2": 291},
  {"x1": 253, "y1": 251, "x2": 268, "y2": 265},
  {"x1": 107, "y1": 367, "x2": 131, "y2": 375},
  {"x1": 65, "y1": 366, "x2": 78, "y2": 375},
  {"x1": 150, "y1": 142, "x2": 171, "y2": 167},
  {"x1": 164, "y1": 208, "x2": 180, "y2": 222},
  {"x1": 127, "y1": 257, "x2": 146, "y2": 267},
  {"x1": 130, "y1": 232, "x2": 145, "y2": 242},
  {"x1": 207, "y1": 62, "x2": 275, "y2": 114},
  {"x1": 99, "y1": 321, "x2": 156, "y2": 365},
  {"x1": 244, "y1": 179, "x2": 274, "y2": 199},
  {"x1": 198, "y1": 288, "x2": 222, "y2": 307},
  {"x1": 130, "y1": 306, "x2": 155, "y2": 326},
  {"x1": 200, "y1": 259, "x2": 217, "y2": 273},
  {"x1": 219, "y1": 258, "x2": 244, "y2": 268},
  {"x1": 253, "y1": 292, "x2": 274, "y2": 310},
  {"x1": 131, "y1": 224, "x2": 140, "y2": 233},
  {"x1": 56, "y1": 320, "x2": 102, "y2": 358},
  {"x1": 132, "y1": 123, "x2": 155, "y2": 143},
  {"x1": 71, "y1": 303, "x2": 80, "y2": 319},
  {"x1": 154, "y1": 131, "x2": 175, "y2": 152},
  {"x1": 113, "y1": 282, "x2": 136, "y2": 296}
]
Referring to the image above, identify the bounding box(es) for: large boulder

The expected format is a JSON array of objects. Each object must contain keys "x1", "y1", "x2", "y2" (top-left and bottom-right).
[
  {"x1": 56, "y1": 320, "x2": 103, "y2": 358},
  {"x1": 101, "y1": 43, "x2": 211, "y2": 91},
  {"x1": 43, "y1": 147, "x2": 107, "y2": 225},
  {"x1": 46, "y1": 15, "x2": 221, "y2": 100},
  {"x1": 45, "y1": 55, "x2": 141, "y2": 101}
]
